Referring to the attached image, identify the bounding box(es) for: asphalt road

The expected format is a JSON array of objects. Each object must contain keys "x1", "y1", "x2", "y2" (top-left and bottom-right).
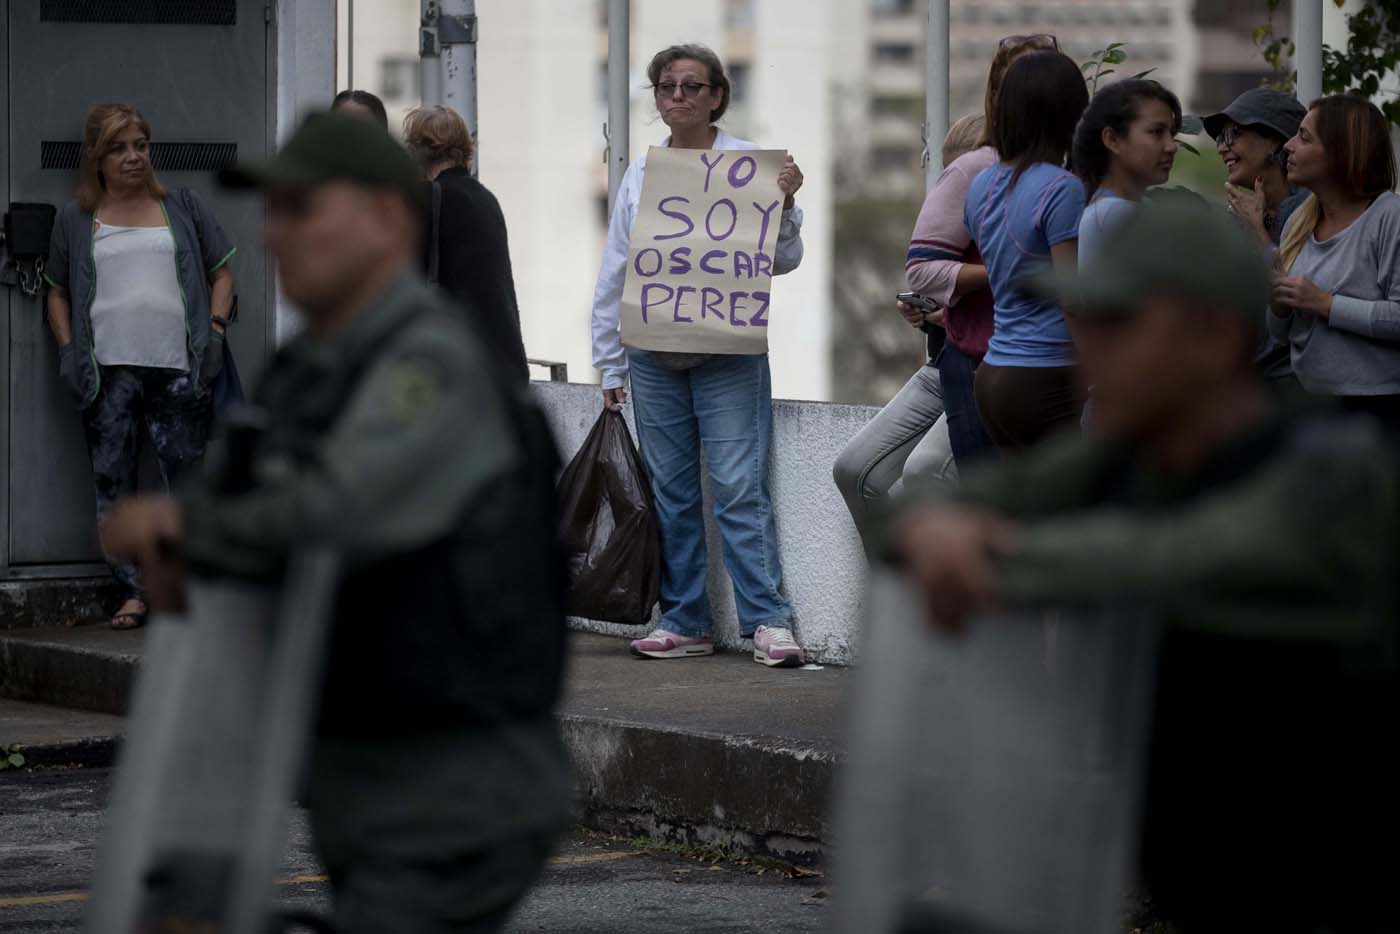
[{"x1": 0, "y1": 768, "x2": 829, "y2": 933}]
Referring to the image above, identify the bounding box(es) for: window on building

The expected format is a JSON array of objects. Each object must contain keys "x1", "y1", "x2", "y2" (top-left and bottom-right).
[
  {"x1": 379, "y1": 56, "x2": 419, "y2": 102},
  {"x1": 873, "y1": 42, "x2": 917, "y2": 65},
  {"x1": 873, "y1": 0, "x2": 916, "y2": 16},
  {"x1": 725, "y1": 0, "x2": 756, "y2": 30},
  {"x1": 871, "y1": 95, "x2": 921, "y2": 120},
  {"x1": 871, "y1": 144, "x2": 916, "y2": 171},
  {"x1": 728, "y1": 62, "x2": 750, "y2": 105}
]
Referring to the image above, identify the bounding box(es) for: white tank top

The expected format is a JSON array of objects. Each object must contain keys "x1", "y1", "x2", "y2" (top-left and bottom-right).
[{"x1": 89, "y1": 222, "x2": 188, "y2": 371}]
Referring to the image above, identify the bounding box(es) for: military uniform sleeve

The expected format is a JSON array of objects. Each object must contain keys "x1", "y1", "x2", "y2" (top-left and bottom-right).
[
  {"x1": 996, "y1": 433, "x2": 1397, "y2": 641},
  {"x1": 182, "y1": 329, "x2": 520, "y2": 576}
]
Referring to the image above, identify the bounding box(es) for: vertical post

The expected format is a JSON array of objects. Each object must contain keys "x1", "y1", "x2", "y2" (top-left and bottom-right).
[
  {"x1": 1294, "y1": 0, "x2": 1324, "y2": 104},
  {"x1": 606, "y1": 0, "x2": 631, "y2": 216},
  {"x1": 346, "y1": 0, "x2": 354, "y2": 89},
  {"x1": 924, "y1": 0, "x2": 950, "y2": 189},
  {"x1": 439, "y1": 0, "x2": 479, "y2": 175},
  {"x1": 420, "y1": 0, "x2": 443, "y2": 107}
]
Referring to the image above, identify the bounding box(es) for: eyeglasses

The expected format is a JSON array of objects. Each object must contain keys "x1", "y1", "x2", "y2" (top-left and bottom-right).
[
  {"x1": 999, "y1": 33, "x2": 1058, "y2": 51},
  {"x1": 1218, "y1": 123, "x2": 1252, "y2": 147},
  {"x1": 652, "y1": 81, "x2": 715, "y2": 99}
]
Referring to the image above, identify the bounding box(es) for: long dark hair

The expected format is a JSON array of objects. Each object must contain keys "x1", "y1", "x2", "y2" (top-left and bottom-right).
[
  {"x1": 992, "y1": 50, "x2": 1090, "y2": 184},
  {"x1": 1073, "y1": 79, "x2": 1182, "y2": 198}
]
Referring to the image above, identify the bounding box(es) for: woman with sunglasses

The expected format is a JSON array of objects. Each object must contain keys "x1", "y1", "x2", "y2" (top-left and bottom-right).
[
  {"x1": 1270, "y1": 95, "x2": 1400, "y2": 429},
  {"x1": 964, "y1": 49, "x2": 1090, "y2": 451},
  {"x1": 833, "y1": 34, "x2": 1052, "y2": 533},
  {"x1": 1204, "y1": 88, "x2": 1309, "y2": 384},
  {"x1": 590, "y1": 44, "x2": 808, "y2": 667}
]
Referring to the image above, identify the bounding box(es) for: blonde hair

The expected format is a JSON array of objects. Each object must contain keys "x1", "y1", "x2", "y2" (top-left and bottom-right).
[
  {"x1": 77, "y1": 103, "x2": 166, "y2": 213},
  {"x1": 402, "y1": 105, "x2": 475, "y2": 173},
  {"x1": 942, "y1": 114, "x2": 987, "y2": 166},
  {"x1": 1278, "y1": 96, "x2": 1398, "y2": 271}
]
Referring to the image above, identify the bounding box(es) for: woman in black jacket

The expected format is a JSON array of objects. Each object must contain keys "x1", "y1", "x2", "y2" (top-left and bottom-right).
[{"x1": 404, "y1": 105, "x2": 529, "y2": 381}]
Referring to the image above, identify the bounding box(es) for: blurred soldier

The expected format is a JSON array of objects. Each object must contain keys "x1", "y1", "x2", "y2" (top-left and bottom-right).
[
  {"x1": 101, "y1": 113, "x2": 571, "y2": 933},
  {"x1": 883, "y1": 202, "x2": 1399, "y2": 933}
]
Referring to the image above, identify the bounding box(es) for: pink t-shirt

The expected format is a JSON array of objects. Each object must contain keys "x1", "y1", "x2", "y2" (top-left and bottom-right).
[{"x1": 905, "y1": 145, "x2": 998, "y2": 357}]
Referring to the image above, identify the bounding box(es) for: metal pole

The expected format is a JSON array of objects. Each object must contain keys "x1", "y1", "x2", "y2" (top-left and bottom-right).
[
  {"x1": 1294, "y1": 0, "x2": 1324, "y2": 104},
  {"x1": 420, "y1": 0, "x2": 443, "y2": 107},
  {"x1": 606, "y1": 0, "x2": 630, "y2": 216},
  {"x1": 439, "y1": 0, "x2": 479, "y2": 174},
  {"x1": 346, "y1": 0, "x2": 354, "y2": 89},
  {"x1": 924, "y1": 0, "x2": 950, "y2": 189}
]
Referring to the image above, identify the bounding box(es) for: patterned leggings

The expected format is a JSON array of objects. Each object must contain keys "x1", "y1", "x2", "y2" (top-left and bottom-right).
[{"x1": 82, "y1": 366, "x2": 211, "y2": 599}]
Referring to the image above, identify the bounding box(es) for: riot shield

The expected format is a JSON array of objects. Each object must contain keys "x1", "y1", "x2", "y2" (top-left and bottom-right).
[
  {"x1": 830, "y1": 571, "x2": 1160, "y2": 934},
  {"x1": 86, "y1": 551, "x2": 341, "y2": 934}
]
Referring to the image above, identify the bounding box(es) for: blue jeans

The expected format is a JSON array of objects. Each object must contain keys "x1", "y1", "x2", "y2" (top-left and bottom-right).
[
  {"x1": 628, "y1": 350, "x2": 793, "y2": 639},
  {"x1": 936, "y1": 343, "x2": 995, "y2": 466}
]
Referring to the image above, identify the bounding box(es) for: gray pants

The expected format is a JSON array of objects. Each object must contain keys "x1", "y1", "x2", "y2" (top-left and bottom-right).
[{"x1": 833, "y1": 364, "x2": 956, "y2": 537}]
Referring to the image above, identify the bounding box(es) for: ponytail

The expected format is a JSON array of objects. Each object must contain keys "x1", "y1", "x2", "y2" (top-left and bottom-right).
[{"x1": 1277, "y1": 193, "x2": 1320, "y2": 272}]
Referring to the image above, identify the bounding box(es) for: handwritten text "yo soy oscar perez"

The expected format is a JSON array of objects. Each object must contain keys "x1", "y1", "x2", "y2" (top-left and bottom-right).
[{"x1": 631, "y1": 152, "x2": 779, "y2": 328}]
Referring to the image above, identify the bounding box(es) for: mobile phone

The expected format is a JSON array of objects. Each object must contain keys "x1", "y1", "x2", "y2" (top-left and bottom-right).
[{"x1": 896, "y1": 291, "x2": 942, "y2": 314}]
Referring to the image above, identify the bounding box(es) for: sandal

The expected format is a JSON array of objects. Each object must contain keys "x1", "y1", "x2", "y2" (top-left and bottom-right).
[{"x1": 110, "y1": 598, "x2": 149, "y2": 630}]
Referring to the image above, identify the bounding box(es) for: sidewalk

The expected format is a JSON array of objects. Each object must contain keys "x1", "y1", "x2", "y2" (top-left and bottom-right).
[{"x1": 0, "y1": 626, "x2": 848, "y2": 862}]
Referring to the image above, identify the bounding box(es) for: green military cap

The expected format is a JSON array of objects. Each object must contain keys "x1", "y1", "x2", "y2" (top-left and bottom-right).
[
  {"x1": 1034, "y1": 198, "x2": 1272, "y2": 322},
  {"x1": 219, "y1": 111, "x2": 422, "y2": 203}
]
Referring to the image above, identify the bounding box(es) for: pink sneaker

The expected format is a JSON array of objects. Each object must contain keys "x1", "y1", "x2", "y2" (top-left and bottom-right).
[
  {"x1": 753, "y1": 625, "x2": 805, "y2": 668},
  {"x1": 629, "y1": 628, "x2": 715, "y2": 660}
]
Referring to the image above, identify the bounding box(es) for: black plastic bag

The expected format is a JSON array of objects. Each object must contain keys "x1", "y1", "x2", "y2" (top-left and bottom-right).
[{"x1": 556, "y1": 409, "x2": 661, "y2": 625}]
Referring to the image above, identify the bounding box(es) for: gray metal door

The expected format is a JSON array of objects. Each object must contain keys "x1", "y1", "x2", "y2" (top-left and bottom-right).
[{"x1": 3, "y1": 0, "x2": 272, "y2": 577}]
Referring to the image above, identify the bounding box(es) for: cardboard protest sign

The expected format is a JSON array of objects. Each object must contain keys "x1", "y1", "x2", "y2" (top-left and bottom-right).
[{"x1": 621, "y1": 146, "x2": 788, "y2": 355}]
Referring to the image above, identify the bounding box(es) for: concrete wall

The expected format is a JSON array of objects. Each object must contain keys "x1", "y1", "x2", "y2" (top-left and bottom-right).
[{"x1": 532, "y1": 381, "x2": 874, "y2": 666}]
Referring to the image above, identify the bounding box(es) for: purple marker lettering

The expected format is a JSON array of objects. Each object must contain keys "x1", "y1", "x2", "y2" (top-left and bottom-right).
[
  {"x1": 705, "y1": 199, "x2": 739, "y2": 241},
  {"x1": 732, "y1": 251, "x2": 754, "y2": 279},
  {"x1": 641, "y1": 283, "x2": 674, "y2": 323},
  {"x1": 634, "y1": 248, "x2": 663, "y2": 277},
  {"x1": 700, "y1": 287, "x2": 726, "y2": 320},
  {"x1": 727, "y1": 155, "x2": 757, "y2": 189},
  {"x1": 749, "y1": 291, "x2": 770, "y2": 327},
  {"x1": 754, "y1": 252, "x2": 773, "y2": 278},
  {"x1": 729, "y1": 291, "x2": 749, "y2": 327},
  {"x1": 673, "y1": 285, "x2": 697, "y2": 323},
  {"x1": 668, "y1": 246, "x2": 693, "y2": 275},
  {"x1": 699, "y1": 152, "x2": 726, "y2": 193},
  {"x1": 655, "y1": 196, "x2": 694, "y2": 241},
  {"x1": 751, "y1": 199, "x2": 780, "y2": 253},
  {"x1": 699, "y1": 249, "x2": 727, "y2": 274}
]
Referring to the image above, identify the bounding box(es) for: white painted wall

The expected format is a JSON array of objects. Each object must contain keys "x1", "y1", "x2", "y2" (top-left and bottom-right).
[{"x1": 533, "y1": 381, "x2": 872, "y2": 666}]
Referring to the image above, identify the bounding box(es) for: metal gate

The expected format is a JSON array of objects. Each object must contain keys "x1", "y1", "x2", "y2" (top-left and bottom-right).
[{"x1": 1, "y1": 0, "x2": 272, "y2": 579}]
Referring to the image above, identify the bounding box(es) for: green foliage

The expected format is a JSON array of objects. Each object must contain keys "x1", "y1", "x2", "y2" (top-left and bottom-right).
[
  {"x1": 1259, "y1": 0, "x2": 1400, "y2": 126},
  {"x1": 0, "y1": 745, "x2": 26, "y2": 771}
]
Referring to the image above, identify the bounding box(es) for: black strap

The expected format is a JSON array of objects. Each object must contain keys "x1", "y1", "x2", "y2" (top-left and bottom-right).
[{"x1": 427, "y1": 181, "x2": 442, "y2": 286}]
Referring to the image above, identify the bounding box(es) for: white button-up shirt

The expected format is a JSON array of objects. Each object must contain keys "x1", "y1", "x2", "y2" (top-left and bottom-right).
[{"x1": 590, "y1": 128, "x2": 806, "y2": 390}]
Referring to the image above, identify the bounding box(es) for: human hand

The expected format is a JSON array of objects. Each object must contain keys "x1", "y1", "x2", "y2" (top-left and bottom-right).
[
  {"x1": 924, "y1": 309, "x2": 946, "y2": 329},
  {"x1": 892, "y1": 503, "x2": 1019, "y2": 634},
  {"x1": 1226, "y1": 177, "x2": 1268, "y2": 241},
  {"x1": 897, "y1": 300, "x2": 926, "y2": 328},
  {"x1": 100, "y1": 496, "x2": 187, "y2": 612},
  {"x1": 778, "y1": 156, "x2": 804, "y2": 210},
  {"x1": 603, "y1": 386, "x2": 628, "y2": 412},
  {"x1": 1272, "y1": 275, "x2": 1333, "y2": 318}
]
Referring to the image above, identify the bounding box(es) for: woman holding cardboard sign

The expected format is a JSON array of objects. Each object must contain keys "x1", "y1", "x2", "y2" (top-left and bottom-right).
[{"x1": 590, "y1": 44, "x2": 807, "y2": 668}]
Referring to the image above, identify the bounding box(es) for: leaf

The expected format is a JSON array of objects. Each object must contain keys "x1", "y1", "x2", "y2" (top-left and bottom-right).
[
  {"x1": 1107, "y1": 42, "x2": 1125, "y2": 51},
  {"x1": 1082, "y1": 60, "x2": 1100, "y2": 72},
  {"x1": 1104, "y1": 49, "x2": 1128, "y2": 65},
  {"x1": 1097, "y1": 69, "x2": 1117, "y2": 79},
  {"x1": 7, "y1": 752, "x2": 25, "y2": 768},
  {"x1": 1179, "y1": 113, "x2": 1204, "y2": 135},
  {"x1": 1131, "y1": 68, "x2": 1158, "y2": 79},
  {"x1": 1177, "y1": 140, "x2": 1200, "y2": 156}
]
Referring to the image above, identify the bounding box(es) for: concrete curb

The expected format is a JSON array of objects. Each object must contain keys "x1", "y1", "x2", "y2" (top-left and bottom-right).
[
  {"x1": 561, "y1": 714, "x2": 835, "y2": 865},
  {"x1": 0, "y1": 578, "x2": 121, "y2": 631},
  {"x1": 1, "y1": 629, "x2": 841, "y2": 861}
]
